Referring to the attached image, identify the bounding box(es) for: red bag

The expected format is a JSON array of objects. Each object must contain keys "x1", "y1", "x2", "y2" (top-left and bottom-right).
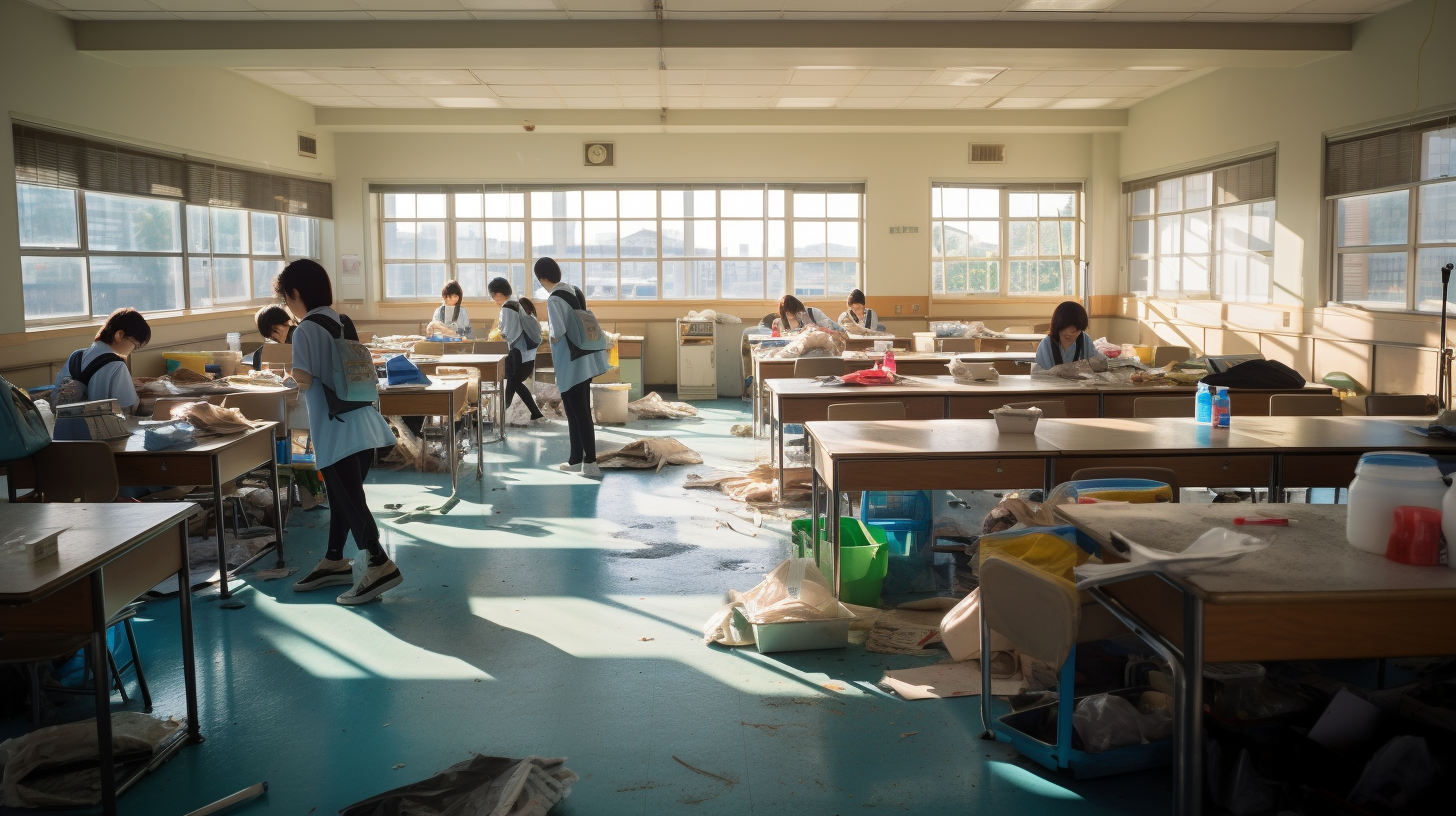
[{"x1": 839, "y1": 367, "x2": 896, "y2": 386}]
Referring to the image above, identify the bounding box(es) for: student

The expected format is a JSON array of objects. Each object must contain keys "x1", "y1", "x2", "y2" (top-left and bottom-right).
[
  {"x1": 1035, "y1": 300, "x2": 1106, "y2": 369},
  {"x1": 776, "y1": 294, "x2": 842, "y2": 333},
  {"x1": 251, "y1": 305, "x2": 294, "y2": 371},
  {"x1": 837, "y1": 289, "x2": 886, "y2": 332},
  {"x1": 53, "y1": 307, "x2": 150, "y2": 418},
  {"x1": 276, "y1": 259, "x2": 403, "y2": 605},
  {"x1": 487, "y1": 277, "x2": 546, "y2": 423},
  {"x1": 432, "y1": 280, "x2": 472, "y2": 337},
  {"x1": 535, "y1": 258, "x2": 608, "y2": 478}
]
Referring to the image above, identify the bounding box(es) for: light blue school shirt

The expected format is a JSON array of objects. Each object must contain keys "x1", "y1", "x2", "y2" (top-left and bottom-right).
[
  {"x1": 1034, "y1": 333, "x2": 1106, "y2": 369},
  {"x1": 498, "y1": 300, "x2": 537, "y2": 364},
  {"x1": 545, "y1": 283, "x2": 609, "y2": 391},
  {"x1": 788, "y1": 307, "x2": 842, "y2": 332},
  {"x1": 432, "y1": 303, "x2": 472, "y2": 334},
  {"x1": 54, "y1": 341, "x2": 138, "y2": 410},
  {"x1": 291, "y1": 306, "x2": 396, "y2": 470}
]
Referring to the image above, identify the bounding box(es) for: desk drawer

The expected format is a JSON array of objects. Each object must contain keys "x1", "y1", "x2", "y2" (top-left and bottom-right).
[
  {"x1": 1280, "y1": 454, "x2": 1361, "y2": 488},
  {"x1": 949, "y1": 394, "x2": 1098, "y2": 419},
  {"x1": 779, "y1": 395, "x2": 944, "y2": 423},
  {"x1": 836, "y1": 456, "x2": 1046, "y2": 491},
  {"x1": 1055, "y1": 454, "x2": 1273, "y2": 488}
]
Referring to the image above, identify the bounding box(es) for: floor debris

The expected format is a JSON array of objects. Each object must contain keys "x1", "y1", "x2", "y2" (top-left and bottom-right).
[{"x1": 598, "y1": 437, "x2": 704, "y2": 471}]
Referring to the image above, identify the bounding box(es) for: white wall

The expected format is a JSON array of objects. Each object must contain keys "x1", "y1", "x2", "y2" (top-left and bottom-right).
[{"x1": 0, "y1": 0, "x2": 332, "y2": 376}]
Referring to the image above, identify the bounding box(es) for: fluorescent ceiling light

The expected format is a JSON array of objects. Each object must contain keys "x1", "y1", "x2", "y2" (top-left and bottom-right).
[
  {"x1": 775, "y1": 98, "x2": 838, "y2": 107},
  {"x1": 939, "y1": 68, "x2": 1006, "y2": 86}
]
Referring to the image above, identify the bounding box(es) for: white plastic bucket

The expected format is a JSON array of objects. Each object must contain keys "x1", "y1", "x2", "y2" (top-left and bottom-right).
[
  {"x1": 591, "y1": 383, "x2": 631, "y2": 424},
  {"x1": 1346, "y1": 451, "x2": 1447, "y2": 555}
]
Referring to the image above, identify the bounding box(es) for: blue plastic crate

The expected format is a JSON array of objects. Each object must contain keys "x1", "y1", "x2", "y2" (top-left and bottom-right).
[{"x1": 861, "y1": 490, "x2": 933, "y2": 526}]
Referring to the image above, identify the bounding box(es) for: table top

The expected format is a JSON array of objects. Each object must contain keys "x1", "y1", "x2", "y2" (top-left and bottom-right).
[
  {"x1": 1230, "y1": 415, "x2": 1456, "y2": 453},
  {"x1": 379, "y1": 377, "x2": 469, "y2": 395},
  {"x1": 0, "y1": 503, "x2": 196, "y2": 603},
  {"x1": 1034, "y1": 417, "x2": 1279, "y2": 453},
  {"x1": 411, "y1": 354, "x2": 507, "y2": 366},
  {"x1": 766, "y1": 374, "x2": 1174, "y2": 397},
  {"x1": 110, "y1": 420, "x2": 278, "y2": 456},
  {"x1": 766, "y1": 375, "x2": 984, "y2": 397},
  {"x1": 806, "y1": 419, "x2": 1061, "y2": 459},
  {"x1": 1055, "y1": 503, "x2": 1456, "y2": 602}
]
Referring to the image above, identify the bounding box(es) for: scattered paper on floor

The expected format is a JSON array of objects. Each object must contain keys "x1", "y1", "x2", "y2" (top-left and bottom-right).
[
  {"x1": 628, "y1": 392, "x2": 699, "y2": 419},
  {"x1": 881, "y1": 662, "x2": 1023, "y2": 701},
  {"x1": 598, "y1": 437, "x2": 704, "y2": 471}
]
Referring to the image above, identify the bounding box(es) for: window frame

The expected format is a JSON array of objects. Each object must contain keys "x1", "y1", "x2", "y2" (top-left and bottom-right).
[
  {"x1": 372, "y1": 183, "x2": 865, "y2": 303},
  {"x1": 930, "y1": 182, "x2": 1084, "y2": 299}
]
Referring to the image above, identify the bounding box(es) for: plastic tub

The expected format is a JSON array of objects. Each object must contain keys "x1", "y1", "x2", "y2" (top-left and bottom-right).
[
  {"x1": 790, "y1": 517, "x2": 888, "y2": 606},
  {"x1": 992, "y1": 405, "x2": 1042, "y2": 433},
  {"x1": 912, "y1": 332, "x2": 937, "y2": 353},
  {"x1": 1346, "y1": 451, "x2": 1447, "y2": 554},
  {"x1": 591, "y1": 383, "x2": 631, "y2": 424}
]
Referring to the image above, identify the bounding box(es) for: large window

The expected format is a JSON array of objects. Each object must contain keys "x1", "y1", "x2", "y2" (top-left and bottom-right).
[
  {"x1": 1126, "y1": 153, "x2": 1275, "y2": 302},
  {"x1": 13, "y1": 123, "x2": 331, "y2": 324},
  {"x1": 1328, "y1": 118, "x2": 1456, "y2": 311},
  {"x1": 931, "y1": 183, "x2": 1081, "y2": 297},
  {"x1": 373, "y1": 184, "x2": 864, "y2": 301}
]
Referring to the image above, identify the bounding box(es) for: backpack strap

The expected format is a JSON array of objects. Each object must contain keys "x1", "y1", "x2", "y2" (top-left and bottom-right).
[
  {"x1": 78, "y1": 352, "x2": 124, "y2": 384},
  {"x1": 550, "y1": 288, "x2": 582, "y2": 310},
  {"x1": 66, "y1": 350, "x2": 84, "y2": 380},
  {"x1": 502, "y1": 301, "x2": 520, "y2": 313},
  {"x1": 340, "y1": 313, "x2": 359, "y2": 342},
  {"x1": 305, "y1": 312, "x2": 343, "y2": 339},
  {"x1": 451, "y1": 305, "x2": 460, "y2": 324}
]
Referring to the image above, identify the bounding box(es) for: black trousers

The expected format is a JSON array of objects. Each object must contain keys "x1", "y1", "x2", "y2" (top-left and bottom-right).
[
  {"x1": 320, "y1": 448, "x2": 383, "y2": 561},
  {"x1": 560, "y1": 379, "x2": 596, "y2": 465},
  {"x1": 506, "y1": 358, "x2": 543, "y2": 419}
]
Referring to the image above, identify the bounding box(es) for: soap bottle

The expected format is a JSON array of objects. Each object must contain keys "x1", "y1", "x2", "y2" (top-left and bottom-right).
[
  {"x1": 1212, "y1": 386, "x2": 1231, "y2": 428},
  {"x1": 1195, "y1": 382, "x2": 1212, "y2": 425}
]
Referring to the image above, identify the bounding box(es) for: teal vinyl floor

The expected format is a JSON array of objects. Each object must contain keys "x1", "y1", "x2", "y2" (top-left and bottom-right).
[{"x1": 2, "y1": 398, "x2": 1168, "y2": 815}]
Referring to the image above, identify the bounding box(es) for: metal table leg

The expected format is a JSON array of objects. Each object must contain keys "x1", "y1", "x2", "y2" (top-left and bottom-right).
[
  {"x1": 90, "y1": 571, "x2": 117, "y2": 816},
  {"x1": 212, "y1": 457, "x2": 235, "y2": 602},
  {"x1": 449, "y1": 393, "x2": 459, "y2": 491},
  {"x1": 830, "y1": 462, "x2": 842, "y2": 598},
  {"x1": 269, "y1": 455, "x2": 285, "y2": 567}
]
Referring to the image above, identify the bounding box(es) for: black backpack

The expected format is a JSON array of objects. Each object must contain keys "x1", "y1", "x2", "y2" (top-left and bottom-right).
[
  {"x1": 1201, "y1": 359, "x2": 1307, "y2": 390},
  {"x1": 501, "y1": 301, "x2": 541, "y2": 351},
  {"x1": 54, "y1": 349, "x2": 124, "y2": 407}
]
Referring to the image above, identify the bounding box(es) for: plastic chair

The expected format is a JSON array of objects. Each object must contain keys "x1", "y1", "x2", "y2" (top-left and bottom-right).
[
  {"x1": 1363, "y1": 394, "x2": 1436, "y2": 416},
  {"x1": 1269, "y1": 394, "x2": 1343, "y2": 416},
  {"x1": 33, "y1": 441, "x2": 120, "y2": 503},
  {"x1": 1069, "y1": 467, "x2": 1180, "y2": 502},
  {"x1": 793, "y1": 357, "x2": 845, "y2": 378},
  {"x1": 940, "y1": 337, "x2": 977, "y2": 353},
  {"x1": 1152, "y1": 346, "x2": 1191, "y2": 367},
  {"x1": 1133, "y1": 396, "x2": 1194, "y2": 418},
  {"x1": 1005, "y1": 400, "x2": 1067, "y2": 418},
  {"x1": 826, "y1": 402, "x2": 906, "y2": 421}
]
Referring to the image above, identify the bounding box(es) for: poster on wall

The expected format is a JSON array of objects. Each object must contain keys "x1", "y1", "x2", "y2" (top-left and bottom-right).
[{"x1": 339, "y1": 254, "x2": 364, "y2": 301}]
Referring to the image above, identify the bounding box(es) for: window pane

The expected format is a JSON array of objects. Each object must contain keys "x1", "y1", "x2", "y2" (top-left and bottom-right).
[
  {"x1": 215, "y1": 257, "x2": 249, "y2": 302},
  {"x1": 385, "y1": 263, "x2": 416, "y2": 298},
  {"x1": 620, "y1": 262, "x2": 657, "y2": 299},
  {"x1": 1131, "y1": 188, "x2": 1153, "y2": 216},
  {"x1": 689, "y1": 220, "x2": 716, "y2": 256},
  {"x1": 1158, "y1": 214, "x2": 1182, "y2": 254},
  {"x1": 252, "y1": 260, "x2": 283, "y2": 302},
  {"x1": 1418, "y1": 180, "x2": 1456, "y2": 243},
  {"x1": 967, "y1": 261, "x2": 998, "y2": 293},
  {"x1": 1184, "y1": 173, "x2": 1212, "y2": 209},
  {"x1": 768, "y1": 190, "x2": 785, "y2": 218},
  {"x1": 212, "y1": 209, "x2": 247, "y2": 255},
  {"x1": 620, "y1": 221, "x2": 657, "y2": 257},
  {"x1": 384, "y1": 193, "x2": 414, "y2": 218},
  {"x1": 1130, "y1": 258, "x2": 1151, "y2": 293},
  {"x1": 486, "y1": 222, "x2": 524, "y2": 259},
  {"x1": 932, "y1": 223, "x2": 944, "y2": 258},
  {"x1": 286, "y1": 216, "x2": 317, "y2": 258},
  {"x1": 1184, "y1": 210, "x2": 1210, "y2": 255},
  {"x1": 1010, "y1": 260, "x2": 1065, "y2": 295},
  {"x1": 1422, "y1": 126, "x2": 1455, "y2": 181},
  {"x1": 1182, "y1": 255, "x2": 1210, "y2": 293},
  {"x1": 1250, "y1": 202, "x2": 1274, "y2": 252},
  {"x1": 1060, "y1": 221, "x2": 1075, "y2": 256},
  {"x1": 455, "y1": 193, "x2": 483, "y2": 219},
  {"x1": 1039, "y1": 222, "x2": 1063, "y2": 256},
  {"x1": 933, "y1": 260, "x2": 945, "y2": 293},
  {"x1": 85, "y1": 192, "x2": 180, "y2": 252},
  {"x1": 384, "y1": 222, "x2": 416, "y2": 259},
  {"x1": 1157, "y1": 179, "x2": 1181, "y2": 213},
  {"x1": 661, "y1": 221, "x2": 685, "y2": 257},
  {"x1": 943, "y1": 260, "x2": 965, "y2": 293},
  {"x1": 794, "y1": 261, "x2": 825, "y2": 296},
  {"x1": 186, "y1": 205, "x2": 209, "y2": 254},
  {"x1": 585, "y1": 261, "x2": 617, "y2": 299},
  {"x1": 1340, "y1": 252, "x2": 1407, "y2": 304},
  {"x1": 456, "y1": 263, "x2": 486, "y2": 297},
  {"x1": 531, "y1": 191, "x2": 580, "y2": 219},
  {"x1": 827, "y1": 261, "x2": 858, "y2": 295},
  {"x1": 583, "y1": 190, "x2": 616, "y2": 219},
  {"x1": 721, "y1": 220, "x2": 764, "y2": 257},
  {"x1": 532, "y1": 220, "x2": 582, "y2": 258},
  {"x1": 722, "y1": 190, "x2": 763, "y2": 218},
  {"x1": 555, "y1": 261, "x2": 583, "y2": 290},
  {"x1": 768, "y1": 220, "x2": 785, "y2": 257},
  {"x1": 661, "y1": 190, "x2": 714, "y2": 218},
  {"x1": 22, "y1": 256, "x2": 87, "y2": 319},
  {"x1": 585, "y1": 221, "x2": 617, "y2": 258},
  {"x1": 1009, "y1": 221, "x2": 1036, "y2": 256},
  {"x1": 793, "y1": 193, "x2": 825, "y2": 218},
  {"x1": 457, "y1": 222, "x2": 485, "y2": 258},
  {"x1": 1337, "y1": 190, "x2": 1409, "y2": 246},
  {"x1": 793, "y1": 221, "x2": 825, "y2": 256},
  {"x1": 768, "y1": 260, "x2": 786, "y2": 296},
  {"x1": 722, "y1": 260, "x2": 763, "y2": 299},
  {"x1": 90, "y1": 256, "x2": 183, "y2": 314},
  {"x1": 620, "y1": 190, "x2": 656, "y2": 219},
  {"x1": 251, "y1": 212, "x2": 282, "y2": 255},
  {"x1": 1039, "y1": 192, "x2": 1074, "y2": 218},
  {"x1": 1158, "y1": 255, "x2": 1180, "y2": 291},
  {"x1": 968, "y1": 188, "x2": 999, "y2": 218},
  {"x1": 417, "y1": 194, "x2": 446, "y2": 219},
  {"x1": 1416, "y1": 247, "x2": 1456, "y2": 311},
  {"x1": 18, "y1": 184, "x2": 80, "y2": 249},
  {"x1": 417, "y1": 222, "x2": 446, "y2": 260},
  {"x1": 188, "y1": 257, "x2": 212, "y2": 308},
  {"x1": 827, "y1": 194, "x2": 858, "y2": 218},
  {"x1": 484, "y1": 193, "x2": 524, "y2": 219},
  {"x1": 417, "y1": 262, "x2": 447, "y2": 297},
  {"x1": 663, "y1": 260, "x2": 714, "y2": 299},
  {"x1": 826, "y1": 221, "x2": 859, "y2": 256},
  {"x1": 1009, "y1": 193, "x2": 1037, "y2": 218}
]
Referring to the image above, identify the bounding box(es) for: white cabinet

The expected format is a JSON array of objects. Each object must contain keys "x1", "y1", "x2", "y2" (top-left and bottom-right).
[{"x1": 676, "y1": 319, "x2": 718, "y2": 400}]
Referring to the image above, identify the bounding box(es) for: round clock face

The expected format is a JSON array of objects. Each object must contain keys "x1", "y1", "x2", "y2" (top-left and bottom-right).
[{"x1": 587, "y1": 144, "x2": 608, "y2": 164}]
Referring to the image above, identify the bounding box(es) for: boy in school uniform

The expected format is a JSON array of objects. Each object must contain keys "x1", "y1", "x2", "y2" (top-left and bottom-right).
[{"x1": 252, "y1": 305, "x2": 295, "y2": 371}]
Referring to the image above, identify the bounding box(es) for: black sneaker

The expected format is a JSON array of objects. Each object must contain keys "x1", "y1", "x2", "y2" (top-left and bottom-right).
[
  {"x1": 336, "y1": 558, "x2": 403, "y2": 605},
  {"x1": 293, "y1": 558, "x2": 354, "y2": 592}
]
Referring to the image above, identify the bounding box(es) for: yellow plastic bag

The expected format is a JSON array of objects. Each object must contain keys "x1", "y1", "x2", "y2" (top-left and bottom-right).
[
  {"x1": 977, "y1": 526, "x2": 1082, "y2": 582},
  {"x1": 487, "y1": 326, "x2": 504, "y2": 342}
]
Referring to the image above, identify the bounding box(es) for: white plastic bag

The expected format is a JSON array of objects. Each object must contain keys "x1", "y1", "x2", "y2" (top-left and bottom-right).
[
  {"x1": 1072, "y1": 694, "x2": 1146, "y2": 753},
  {"x1": 939, "y1": 588, "x2": 1014, "y2": 662},
  {"x1": 703, "y1": 558, "x2": 854, "y2": 646},
  {"x1": 1074, "y1": 527, "x2": 1270, "y2": 591}
]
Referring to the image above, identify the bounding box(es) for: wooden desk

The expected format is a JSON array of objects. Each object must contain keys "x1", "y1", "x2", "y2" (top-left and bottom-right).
[
  {"x1": 0, "y1": 503, "x2": 202, "y2": 816},
  {"x1": 1231, "y1": 415, "x2": 1456, "y2": 488},
  {"x1": 805, "y1": 419, "x2": 1059, "y2": 594},
  {"x1": 976, "y1": 333, "x2": 1042, "y2": 352},
  {"x1": 377, "y1": 378, "x2": 470, "y2": 490},
  {"x1": 1054, "y1": 502, "x2": 1456, "y2": 816},
  {"x1": 413, "y1": 354, "x2": 508, "y2": 471},
  {"x1": 1035, "y1": 417, "x2": 1281, "y2": 489},
  {"x1": 844, "y1": 335, "x2": 912, "y2": 351}
]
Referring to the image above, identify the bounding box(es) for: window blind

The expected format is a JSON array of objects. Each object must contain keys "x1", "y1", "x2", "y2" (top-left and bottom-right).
[
  {"x1": 1324, "y1": 111, "x2": 1456, "y2": 197},
  {"x1": 1123, "y1": 152, "x2": 1276, "y2": 201},
  {"x1": 188, "y1": 162, "x2": 333, "y2": 219},
  {"x1": 367, "y1": 181, "x2": 865, "y2": 194},
  {"x1": 934, "y1": 182, "x2": 1082, "y2": 192}
]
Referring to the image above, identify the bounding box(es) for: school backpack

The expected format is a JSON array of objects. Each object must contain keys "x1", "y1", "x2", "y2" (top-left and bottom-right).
[
  {"x1": 548, "y1": 286, "x2": 611, "y2": 360},
  {"x1": 53, "y1": 349, "x2": 123, "y2": 407},
  {"x1": 303, "y1": 313, "x2": 379, "y2": 421},
  {"x1": 0, "y1": 375, "x2": 51, "y2": 461},
  {"x1": 1201, "y1": 359, "x2": 1306, "y2": 390},
  {"x1": 501, "y1": 301, "x2": 541, "y2": 351}
]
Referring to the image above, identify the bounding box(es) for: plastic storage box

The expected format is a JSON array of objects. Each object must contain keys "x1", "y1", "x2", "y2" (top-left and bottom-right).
[
  {"x1": 731, "y1": 606, "x2": 852, "y2": 653},
  {"x1": 789, "y1": 517, "x2": 888, "y2": 607}
]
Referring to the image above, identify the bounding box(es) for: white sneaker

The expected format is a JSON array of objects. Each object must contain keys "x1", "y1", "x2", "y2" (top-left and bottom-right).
[
  {"x1": 293, "y1": 558, "x2": 353, "y2": 592},
  {"x1": 581, "y1": 463, "x2": 602, "y2": 479},
  {"x1": 337, "y1": 557, "x2": 403, "y2": 605},
  {"x1": 531, "y1": 416, "x2": 552, "y2": 426},
  {"x1": 558, "y1": 462, "x2": 582, "y2": 473}
]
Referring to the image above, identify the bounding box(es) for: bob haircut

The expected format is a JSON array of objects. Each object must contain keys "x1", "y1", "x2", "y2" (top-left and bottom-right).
[
  {"x1": 273, "y1": 259, "x2": 333, "y2": 311},
  {"x1": 518, "y1": 297, "x2": 538, "y2": 317},
  {"x1": 255, "y1": 305, "x2": 292, "y2": 338},
  {"x1": 1048, "y1": 300, "x2": 1090, "y2": 339},
  {"x1": 487, "y1": 277, "x2": 513, "y2": 298},
  {"x1": 95, "y1": 307, "x2": 151, "y2": 347},
  {"x1": 777, "y1": 295, "x2": 807, "y2": 331},
  {"x1": 533, "y1": 257, "x2": 562, "y2": 284},
  {"x1": 846, "y1": 288, "x2": 866, "y2": 307},
  {"x1": 441, "y1": 280, "x2": 464, "y2": 301}
]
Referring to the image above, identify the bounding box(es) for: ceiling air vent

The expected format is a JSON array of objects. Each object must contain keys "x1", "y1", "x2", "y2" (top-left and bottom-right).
[
  {"x1": 969, "y1": 143, "x2": 1005, "y2": 164},
  {"x1": 297, "y1": 132, "x2": 318, "y2": 159}
]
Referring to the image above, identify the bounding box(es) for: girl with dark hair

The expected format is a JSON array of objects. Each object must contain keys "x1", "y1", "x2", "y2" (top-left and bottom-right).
[
  {"x1": 536, "y1": 257, "x2": 608, "y2": 478},
  {"x1": 252, "y1": 305, "x2": 294, "y2": 371},
  {"x1": 275, "y1": 259, "x2": 403, "y2": 605},
  {"x1": 776, "y1": 294, "x2": 842, "y2": 334},
  {"x1": 433, "y1": 279, "x2": 471, "y2": 337},
  {"x1": 52, "y1": 307, "x2": 150, "y2": 418},
  {"x1": 487, "y1": 276, "x2": 545, "y2": 423},
  {"x1": 837, "y1": 288, "x2": 885, "y2": 332},
  {"x1": 1034, "y1": 300, "x2": 1106, "y2": 369}
]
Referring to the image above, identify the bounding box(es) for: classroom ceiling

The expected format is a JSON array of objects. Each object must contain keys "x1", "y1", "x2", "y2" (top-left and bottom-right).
[{"x1": 45, "y1": 1, "x2": 1409, "y2": 119}]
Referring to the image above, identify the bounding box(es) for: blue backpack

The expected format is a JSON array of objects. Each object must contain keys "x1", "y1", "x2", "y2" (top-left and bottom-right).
[{"x1": 0, "y1": 375, "x2": 51, "y2": 461}]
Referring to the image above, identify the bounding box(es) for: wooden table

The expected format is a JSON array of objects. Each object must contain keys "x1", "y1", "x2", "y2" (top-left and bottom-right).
[
  {"x1": 1054, "y1": 502, "x2": 1456, "y2": 816},
  {"x1": 377, "y1": 378, "x2": 471, "y2": 490},
  {"x1": 976, "y1": 332, "x2": 1043, "y2": 352},
  {"x1": 805, "y1": 420, "x2": 1059, "y2": 594},
  {"x1": 1036, "y1": 417, "x2": 1282, "y2": 489},
  {"x1": 844, "y1": 335, "x2": 912, "y2": 351},
  {"x1": 412, "y1": 354, "x2": 508, "y2": 470},
  {"x1": 1231, "y1": 415, "x2": 1456, "y2": 488},
  {"x1": 0, "y1": 503, "x2": 203, "y2": 816}
]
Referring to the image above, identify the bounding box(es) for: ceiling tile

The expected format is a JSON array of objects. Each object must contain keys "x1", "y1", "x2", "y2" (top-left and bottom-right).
[
  {"x1": 552, "y1": 85, "x2": 618, "y2": 95},
  {"x1": 911, "y1": 85, "x2": 977, "y2": 97},
  {"x1": 1273, "y1": 12, "x2": 1361, "y2": 21},
  {"x1": 383, "y1": 69, "x2": 481, "y2": 85},
  {"x1": 789, "y1": 69, "x2": 867, "y2": 85},
  {"x1": 1185, "y1": 11, "x2": 1277, "y2": 19},
  {"x1": 891, "y1": 1, "x2": 1010, "y2": 11},
  {"x1": 310, "y1": 69, "x2": 393, "y2": 85},
  {"x1": 71, "y1": 11, "x2": 177, "y2": 19},
  {"x1": 1291, "y1": 0, "x2": 1400, "y2": 11},
  {"x1": 299, "y1": 96, "x2": 369, "y2": 107},
  {"x1": 982, "y1": 70, "x2": 1042, "y2": 87},
  {"x1": 616, "y1": 84, "x2": 661, "y2": 96},
  {"x1": 884, "y1": 11, "x2": 1005, "y2": 19},
  {"x1": 665, "y1": 97, "x2": 702, "y2": 108},
  {"x1": 858, "y1": 70, "x2": 936, "y2": 85},
  {"x1": 352, "y1": 0, "x2": 463, "y2": 8},
  {"x1": 1024, "y1": 70, "x2": 1108, "y2": 86},
  {"x1": 665, "y1": 84, "x2": 704, "y2": 95},
  {"x1": 780, "y1": 11, "x2": 889, "y2": 19},
  {"x1": 898, "y1": 97, "x2": 961, "y2": 109},
  {"x1": 1111, "y1": 0, "x2": 1213, "y2": 10},
  {"x1": 782, "y1": 85, "x2": 855, "y2": 96},
  {"x1": 703, "y1": 69, "x2": 792, "y2": 84},
  {"x1": 468, "y1": 10, "x2": 571, "y2": 18},
  {"x1": 702, "y1": 84, "x2": 780, "y2": 97},
  {"x1": 151, "y1": 0, "x2": 253, "y2": 10},
  {"x1": 994, "y1": 12, "x2": 1101, "y2": 21},
  {"x1": 560, "y1": 0, "x2": 648, "y2": 9},
  {"x1": 1203, "y1": 0, "x2": 1304, "y2": 11},
  {"x1": 563, "y1": 97, "x2": 623, "y2": 107},
  {"x1": 621, "y1": 97, "x2": 663, "y2": 108},
  {"x1": 488, "y1": 84, "x2": 560, "y2": 96},
  {"x1": 239, "y1": 70, "x2": 320, "y2": 85},
  {"x1": 612, "y1": 69, "x2": 662, "y2": 84},
  {"x1": 265, "y1": 11, "x2": 377, "y2": 19},
  {"x1": 501, "y1": 98, "x2": 566, "y2": 108},
  {"x1": 339, "y1": 84, "x2": 418, "y2": 96},
  {"x1": 836, "y1": 97, "x2": 901, "y2": 108},
  {"x1": 362, "y1": 97, "x2": 438, "y2": 107},
  {"x1": 405, "y1": 84, "x2": 498, "y2": 97},
  {"x1": 1050, "y1": 97, "x2": 1119, "y2": 108},
  {"x1": 431, "y1": 97, "x2": 507, "y2": 107},
  {"x1": 662, "y1": 70, "x2": 706, "y2": 83},
  {"x1": 269, "y1": 83, "x2": 348, "y2": 96},
  {"x1": 703, "y1": 97, "x2": 772, "y2": 108},
  {"x1": 54, "y1": 0, "x2": 164, "y2": 10},
  {"x1": 368, "y1": 11, "x2": 474, "y2": 19},
  {"x1": 1066, "y1": 85, "x2": 1148, "y2": 97},
  {"x1": 846, "y1": 85, "x2": 921, "y2": 98},
  {"x1": 1091, "y1": 70, "x2": 1187, "y2": 86},
  {"x1": 248, "y1": 0, "x2": 363, "y2": 9},
  {"x1": 954, "y1": 97, "x2": 996, "y2": 109},
  {"x1": 470, "y1": 70, "x2": 545, "y2": 84},
  {"x1": 460, "y1": 0, "x2": 560, "y2": 9},
  {"x1": 545, "y1": 70, "x2": 616, "y2": 85},
  {"x1": 924, "y1": 68, "x2": 1003, "y2": 87},
  {"x1": 171, "y1": 11, "x2": 263, "y2": 18},
  {"x1": 1005, "y1": 85, "x2": 1076, "y2": 98},
  {"x1": 775, "y1": 97, "x2": 840, "y2": 107},
  {"x1": 990, "y1": 97, "x2": 1053, "y2": 109}
]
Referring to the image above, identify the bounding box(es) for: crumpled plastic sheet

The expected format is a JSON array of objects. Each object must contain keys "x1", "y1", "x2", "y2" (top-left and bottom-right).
[
  {"x1": 703, "y1": 558, "x2": 856, "y2": 646},
  {"x1": 339, "y1": 754, "x2": 578, "y2": 816},
  {"x1": 684, "y1": 465, "x2": 812, "y2": 505},
  {"x1": 598, "y1": 438, "x2": 703, "y2": 472},
  {"x1": 1073, "y1": 527, "x2": 1270, "y2": 591},
  {"x1": 173, "y1": 401, "x2": 258, "y2": 435},
  {"x1": 507, "y1": 381, "x2": 565, "y2": 426},
  {"x1": 627, "y1": 392, "x2": 699, "y2": 419},
  {"x1": 0, "y1": 713, "x2": 184, "y2": 808},
  {"x1": 1071, "y1": 692, "x2": 1173, "y2": 754},
  {"x1": 756, "y1": 329, "x2": 845, "y2": 359}
]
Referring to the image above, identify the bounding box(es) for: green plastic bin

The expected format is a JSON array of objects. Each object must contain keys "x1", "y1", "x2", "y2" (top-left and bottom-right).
[{"x1": 788, "y1": 517, "x2": 888, "y2": 607}]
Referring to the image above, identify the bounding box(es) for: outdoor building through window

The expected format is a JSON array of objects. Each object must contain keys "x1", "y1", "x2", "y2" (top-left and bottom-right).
[{"x1": 931, "y1": 183, "x2": 1082, "y2": 298}]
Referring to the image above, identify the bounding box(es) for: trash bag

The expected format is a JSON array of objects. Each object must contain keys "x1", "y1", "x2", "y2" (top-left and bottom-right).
[
  {"x1": 1349, "y1": 736, "x2": 1441, "y2": 811},
  {"x1": 977, "y1": 526, "x2": 1083, "y2": 583},
  {"x1": 1206, "y1": 740, "x2": 1276, "y2": 816},
  {"x1": 1201, "y1": 358, "x2": 1305, "y2": 389},
  {"x1": 339, "y1": 754, "x2": 578, "y2": 816},
  {"x1": 1072, "y1": 694, "x2": 1146, "y2": 753},
  {"x1": 703, "y1": 558, "x2": 855, "y2": 646},
  {"x1": 0, "y1": 713, "x2": 184, "y2": 808}
]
